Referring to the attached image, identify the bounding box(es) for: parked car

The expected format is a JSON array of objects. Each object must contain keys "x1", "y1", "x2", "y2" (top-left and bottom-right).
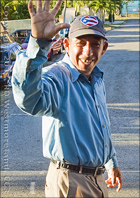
[
  {"x1": 10, "y1": 29, "x2": 31, "y2": 44},
  {"x1": 21, "y1": 33, "x2": 63, "y2": 61},
  {"x1": 0, "y1": 35, "x2": 14, "y2": 44},
  {"x1": 0, "y1": 42, "x2": 22, "y2": 88}
]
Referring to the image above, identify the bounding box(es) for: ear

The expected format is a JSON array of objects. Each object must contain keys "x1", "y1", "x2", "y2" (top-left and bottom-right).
[
  {"x1": 63, "y1": 37, "x2": 70, "y2": 52},
  {"x1": 101, "y1": 41, "x2": 108, "y2": 55}
]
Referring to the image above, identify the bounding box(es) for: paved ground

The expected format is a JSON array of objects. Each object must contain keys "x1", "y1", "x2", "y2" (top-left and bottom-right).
[{"x1": 0, "y1": 18, "x2": 139, "y2": 197}]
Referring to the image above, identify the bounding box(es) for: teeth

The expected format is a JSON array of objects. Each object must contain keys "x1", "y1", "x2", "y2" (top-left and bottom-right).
[{"x1": 81, "y1": 59, "x2": 92, "y2": 63}]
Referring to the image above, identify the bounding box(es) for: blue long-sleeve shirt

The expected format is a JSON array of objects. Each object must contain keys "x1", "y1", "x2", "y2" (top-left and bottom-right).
[{"x1": 12, "y1": 36, "x2": 118, "y2": 170}]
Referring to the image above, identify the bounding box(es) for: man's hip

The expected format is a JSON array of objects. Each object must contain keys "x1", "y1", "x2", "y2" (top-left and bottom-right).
[{"x1": 45, "y1": 160, "x2": 108, "y2": 198}]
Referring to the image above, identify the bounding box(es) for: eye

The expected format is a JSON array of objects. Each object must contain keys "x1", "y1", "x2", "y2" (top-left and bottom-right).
[
  {"x1": 75, "y1": 41, "x2": 86, "y2": 47},
  {"x1": 91, "y1": 43, "x2": 100, "y2": 47}
]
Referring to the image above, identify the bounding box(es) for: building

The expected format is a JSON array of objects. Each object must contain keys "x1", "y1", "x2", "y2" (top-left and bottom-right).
[{"x1": 121, "y1": 0, "x2": 139, "y2": 15}]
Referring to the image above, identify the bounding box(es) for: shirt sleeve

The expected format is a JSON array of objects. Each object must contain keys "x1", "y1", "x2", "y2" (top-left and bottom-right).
[
  {"x1": 105, "y1": 154, "x2": 119, "y2": 170},
  {"x1": 12, "y1": 36, "x2": 61, "y2": 116}
]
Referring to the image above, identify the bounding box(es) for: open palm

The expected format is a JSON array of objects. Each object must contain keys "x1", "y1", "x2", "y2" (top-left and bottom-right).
[{"x1": 28, "y1": 0, "x2": 70, "y2": 40}]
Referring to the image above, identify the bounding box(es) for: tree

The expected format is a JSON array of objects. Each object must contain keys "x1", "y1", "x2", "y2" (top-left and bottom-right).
[
  {"x1": 0, "y1": 0, "x2": 13, "y2": 21},
  {"x1": 105, "y1": 0, "x2": 123, "y2": 22},
  {"x1": 80, "y1": 0, "x2": 124, "y2": 22},
  {"x1": 0, "y1": 0, "x2": 126, "y2": 22},
  {"x1": 0, "y1": 0, "x2": 31, "y2": 20},
  {"x1": 49, "y1": 0, "x2": 64, "y2": 19},
  {"x1": 69, "y1": 0, "x2": 124, "y2": 22},
  {"x1": 14, "y1": 1, "x2": 30, "y2": 19}
]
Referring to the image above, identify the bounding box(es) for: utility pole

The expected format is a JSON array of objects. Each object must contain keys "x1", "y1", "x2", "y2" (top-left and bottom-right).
[{"x1": 63, "y1": 0, "x2": 67, "y2": 23}]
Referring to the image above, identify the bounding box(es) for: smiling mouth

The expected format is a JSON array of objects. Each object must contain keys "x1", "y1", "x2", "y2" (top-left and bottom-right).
[{"x1": 80, "y1": 59, "x2": 93, "y2": 65}]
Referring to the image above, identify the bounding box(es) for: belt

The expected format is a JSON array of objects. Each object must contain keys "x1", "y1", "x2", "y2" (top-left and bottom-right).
[{"x1": 51, "y1": 159, "x2": 105, "y2": 176}]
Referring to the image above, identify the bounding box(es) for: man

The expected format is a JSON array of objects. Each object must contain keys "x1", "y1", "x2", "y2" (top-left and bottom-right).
[{"x1": 12, "y1": 0, "x2": 122, "y2": 197}]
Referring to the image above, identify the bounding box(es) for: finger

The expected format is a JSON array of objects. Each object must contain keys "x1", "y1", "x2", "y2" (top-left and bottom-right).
[
  {"x1": 28, "y1": 0, "x2": 35, "y2": 17},
  {"x1": 36, "y1": 0, "x2": 42, "y2": 13},
  {"x1": 112, "y1": 175, "x2": 116, "y2": 185},
  {"x1": 107, "y1": 184, "x2": 117, "y2": 188},
  {"x1": 44, "y1": 0, "x2": 50, "y2": 12},
  {"x1": 116, "y1": 177, "x2": 122, "y2": 192},
  {"x1": 117, "y1": 182, "x2": 121, "y2": 192},
  {"x1": 51, "y1": 0, "x2": 62, "y2": 16},
  {"x1": 105, "y1": 178, "x2": 112, "y2": 184}
]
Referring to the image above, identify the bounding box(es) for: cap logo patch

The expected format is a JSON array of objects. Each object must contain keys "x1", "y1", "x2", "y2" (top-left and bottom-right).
[{"x1": 81, "y1": 16, "x2": 98, "y2": 27}]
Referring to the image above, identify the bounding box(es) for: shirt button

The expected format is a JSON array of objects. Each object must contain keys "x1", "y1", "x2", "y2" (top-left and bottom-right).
[
  {"x1": 97, "y1": 105, "x2": 100, "y2": 108},
  {"x1": 35, "y1": 45, "x2": 39, "y2": 48},
  {"x1": 105, "y1": 145, "x2": 108, "y2": 147},
  {"x1": 103, "y1": 125, "x2": 106, "y2": 128}
]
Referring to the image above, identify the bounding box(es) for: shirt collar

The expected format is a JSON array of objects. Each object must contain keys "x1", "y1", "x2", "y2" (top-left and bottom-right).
[
  {"x1": 62, "y1": 54, "x2": 80, "y2": 82},
  {"x1": 91, "y1": 65, "x2": 104, "y2": 79},
  {"x1": 62, "y1": 53, "x2": 103, "y2": 82}
]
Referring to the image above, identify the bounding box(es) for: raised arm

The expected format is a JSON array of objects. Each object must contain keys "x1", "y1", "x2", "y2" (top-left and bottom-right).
[
  {"x1": 28, "y1": 0, "x2": 70, "y2": 40},
  {"x1": 12, "y1": 0, "x2": 70, "y2": 116}
]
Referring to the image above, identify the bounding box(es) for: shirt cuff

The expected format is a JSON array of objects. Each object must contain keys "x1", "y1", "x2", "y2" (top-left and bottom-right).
[
  {"x1": 105, "y1": 155, "x2": 119, "y2": 170},
  {"x1": 26, "y1": 35, "x2": 52, "y2": 59}
]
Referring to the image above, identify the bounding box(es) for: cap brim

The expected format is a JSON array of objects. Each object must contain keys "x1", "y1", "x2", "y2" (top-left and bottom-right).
[{"x1": 69, "y1": 29, "x2": 108, "y2": 40}]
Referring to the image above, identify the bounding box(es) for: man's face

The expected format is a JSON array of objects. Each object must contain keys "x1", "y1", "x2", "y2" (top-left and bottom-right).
[{"x1": 64, "y1": 34, "x2": 108, "y2": 79}]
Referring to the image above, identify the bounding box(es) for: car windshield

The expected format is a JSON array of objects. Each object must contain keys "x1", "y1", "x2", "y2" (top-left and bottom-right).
[{"x1": 0, "y1": 51, "x2": 9, "y2": 64}]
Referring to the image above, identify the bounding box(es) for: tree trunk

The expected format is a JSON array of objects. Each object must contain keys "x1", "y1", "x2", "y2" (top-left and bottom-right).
[{"x1": 63, "y1": 0, "x2": 67, "y2": 23}]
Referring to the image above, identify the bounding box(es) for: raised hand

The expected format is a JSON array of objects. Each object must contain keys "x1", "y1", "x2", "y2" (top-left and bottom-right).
[{"x1": 28, "y1": 0, "x2": 70, "y2": 40}]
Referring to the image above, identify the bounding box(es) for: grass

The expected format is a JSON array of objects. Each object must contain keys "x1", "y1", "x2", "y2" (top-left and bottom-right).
[
  {"x1": 104, "y1": 13, "x2": 139, "y2": 31},
  {"x1": 105, "y1": 13, "x2": 139, "y2": 21}
]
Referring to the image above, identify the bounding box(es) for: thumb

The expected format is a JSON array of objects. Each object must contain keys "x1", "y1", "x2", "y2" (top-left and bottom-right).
[
  {"x1": 105, "y1": 178, "x2": 112, "y2": 184},
  {"x1": 55, "y1": 23, "x2": 70, "y2": 34}
]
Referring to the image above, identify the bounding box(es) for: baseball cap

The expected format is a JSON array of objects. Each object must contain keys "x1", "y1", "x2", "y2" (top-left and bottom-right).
[{"x1": 68, "y1": 15, "x2": 107, "y2": 40}]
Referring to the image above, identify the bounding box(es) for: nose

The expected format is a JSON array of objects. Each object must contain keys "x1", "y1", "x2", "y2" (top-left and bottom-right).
[{"x1": 83, "y1": 42, "x2": 93, "y2": 57}]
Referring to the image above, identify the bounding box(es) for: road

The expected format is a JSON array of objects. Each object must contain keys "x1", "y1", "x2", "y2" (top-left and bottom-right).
[{"x1": 0, "y1": 19, "x2": 139, "y2": 197}]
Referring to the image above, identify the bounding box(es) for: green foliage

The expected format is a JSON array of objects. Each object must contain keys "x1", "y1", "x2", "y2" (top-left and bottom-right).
[
  {"x1": 1, "y1": 0, "x2": 30, "y2": 20},
  {"x1": 0, "y1": 0, "x2": 127, "y2": 21},
  {"x1": 50, "y1": 0, "x2": 65, "y2": 18},
  {"x1": 14, "y1": 1, "x2": 30, "y2": 19},
  {"x1": 0, "y1": 0, "x2": 13, "y2": 20}
]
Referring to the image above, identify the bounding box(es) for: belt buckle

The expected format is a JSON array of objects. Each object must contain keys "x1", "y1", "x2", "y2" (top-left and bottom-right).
[{"x1": 56, "y1": 161, "x2": 61, "y2": 169}]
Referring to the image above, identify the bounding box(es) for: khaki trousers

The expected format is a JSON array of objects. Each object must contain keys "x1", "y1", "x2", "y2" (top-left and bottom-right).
[{"x1": 45, "y1": 161, "x2": 108, "y2": 198}]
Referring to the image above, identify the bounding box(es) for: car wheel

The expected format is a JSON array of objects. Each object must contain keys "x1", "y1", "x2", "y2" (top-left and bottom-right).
[{"x1": 48, "y1": 49, "x2": 53, "y2": 61}]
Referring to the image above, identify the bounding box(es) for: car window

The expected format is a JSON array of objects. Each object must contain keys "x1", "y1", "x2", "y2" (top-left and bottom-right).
[
  {"x1": 19, "y1": 31, "x2": 29, "y2": 38},
  {"x1": 27, "y1": 30, "x2": 31, "y2": 34}
]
